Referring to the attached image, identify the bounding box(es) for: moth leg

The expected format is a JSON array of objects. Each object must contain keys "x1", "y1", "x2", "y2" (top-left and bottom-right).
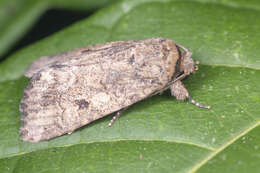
[
  {"x1": 170, "y1": 80, "x2": 210, "y2": 109},
  {"x1": 108, "y1": 107, "x2": 128, "y2": 126}
]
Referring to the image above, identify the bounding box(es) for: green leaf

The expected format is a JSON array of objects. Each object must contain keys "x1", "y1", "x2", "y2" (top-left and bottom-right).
[
  {"x1": 0, "y1": 0, "x2": 120, "y2": 59},
  {"x1": 0, "y1": 0, "x2": 260, "y2": 172},
  {"x1": 0, "y1": 0, "x2": 47, "y2": 59}
]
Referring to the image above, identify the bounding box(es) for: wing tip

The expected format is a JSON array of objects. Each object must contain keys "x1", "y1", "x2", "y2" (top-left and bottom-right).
[{"x1": 20, "y1": 126, "x2": 39, "y2": 143}]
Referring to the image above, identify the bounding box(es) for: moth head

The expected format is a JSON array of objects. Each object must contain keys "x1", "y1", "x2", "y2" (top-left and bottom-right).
[{"x1": 177, "y1": 45, "x2": 199, "y2": 76}]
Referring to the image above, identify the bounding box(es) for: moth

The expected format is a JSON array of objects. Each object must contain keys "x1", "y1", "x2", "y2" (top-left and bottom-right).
[{"x1": 20, "y1": 38, "x2": 210, "y2": 142}]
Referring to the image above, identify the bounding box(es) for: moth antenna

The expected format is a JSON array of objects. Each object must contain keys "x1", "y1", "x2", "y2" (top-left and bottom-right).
[{"x1": 187, "y1": 96, "x2": 210, "y2": 109}]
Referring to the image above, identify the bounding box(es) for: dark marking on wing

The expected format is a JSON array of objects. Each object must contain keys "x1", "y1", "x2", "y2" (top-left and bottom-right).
[
  {"x1": 128, "y1": 55, "x2": 135, "y2": 64},
  {"x1": 50, "y1": 64, "x2": 68, "y2": 69},
  {"x1": 75, "y1": 99, "x2": 89, "y2": 110}
]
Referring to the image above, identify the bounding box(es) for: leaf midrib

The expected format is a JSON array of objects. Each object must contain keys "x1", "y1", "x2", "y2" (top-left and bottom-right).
[
  {"x1": 2, "y1": 120, "x2": 259, "y2": 164},
  {"x1": 0, "y1": 138, "x2": 214, "y2": 160},
  {"x1": 189, "y1": 121, "x2": 260, "y2": 173}
]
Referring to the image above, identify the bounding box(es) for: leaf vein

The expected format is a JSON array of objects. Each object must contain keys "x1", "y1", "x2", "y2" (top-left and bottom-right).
[{"x1": 189, "y1": 121, "x2": 260, "y2": 173}]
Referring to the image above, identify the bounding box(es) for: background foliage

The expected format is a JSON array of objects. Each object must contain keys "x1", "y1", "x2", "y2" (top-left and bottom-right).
[{"x1": 0, "y1": 0, "x2": 259, "y2": 172}]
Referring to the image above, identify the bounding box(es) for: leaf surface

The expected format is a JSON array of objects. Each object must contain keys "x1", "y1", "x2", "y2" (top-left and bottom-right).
[{"x1": 0, "y1": 0, "x2": 260, "y2": 172}]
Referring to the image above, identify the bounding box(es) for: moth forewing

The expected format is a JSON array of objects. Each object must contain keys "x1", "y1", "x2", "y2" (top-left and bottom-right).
[{"x1": 20, "y1": 37, "x2": 209, "y2": 142}]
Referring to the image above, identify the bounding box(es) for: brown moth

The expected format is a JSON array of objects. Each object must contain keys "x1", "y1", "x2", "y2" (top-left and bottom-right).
[{"x1": 20, "y1": 38, "x2": 210, "y2": 142}]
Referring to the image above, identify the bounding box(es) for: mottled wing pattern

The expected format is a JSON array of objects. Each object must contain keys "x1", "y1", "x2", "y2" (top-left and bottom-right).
[
  {"x1": 25, "y1": 40, "x2": 138, "y2": 78},
  {"x1": 20, "y1": 38, "x2": 179, "y2": 142}
]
